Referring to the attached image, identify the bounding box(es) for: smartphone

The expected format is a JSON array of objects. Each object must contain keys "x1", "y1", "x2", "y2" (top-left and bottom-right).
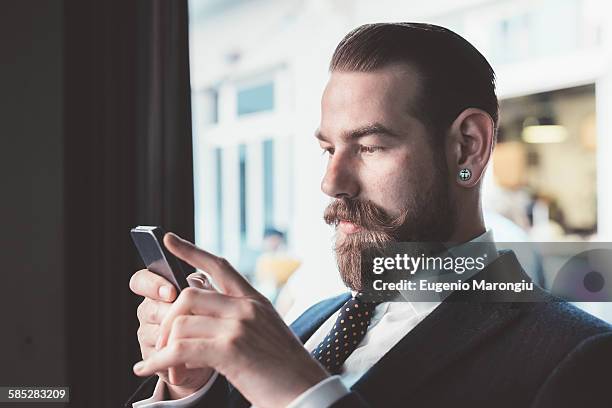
[{"x1": 130, "y1": 226, "x2": 190, "y2": 292}]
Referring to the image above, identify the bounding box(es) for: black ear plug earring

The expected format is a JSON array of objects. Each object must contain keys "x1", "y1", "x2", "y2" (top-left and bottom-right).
[{"x1": 458, "y1": 168, "x2": 472, "y2": 181}]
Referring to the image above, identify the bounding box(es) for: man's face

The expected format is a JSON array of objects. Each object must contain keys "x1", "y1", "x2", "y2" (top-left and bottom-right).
[{"x1": 318, "y1": 64, "x2": 455, "y2": 291}]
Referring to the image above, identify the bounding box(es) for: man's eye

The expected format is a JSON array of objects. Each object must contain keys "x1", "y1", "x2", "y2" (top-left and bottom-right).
[
  {"x1": 360, "y1": 145, "x2": 383, "y2": 154},
  {"x1": 321, "y1": 147, "x2": 335, "y2": 156}
]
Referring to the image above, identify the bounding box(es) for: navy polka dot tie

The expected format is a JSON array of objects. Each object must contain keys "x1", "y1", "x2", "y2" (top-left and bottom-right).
[{"x1": 310, "y1": 296, "x2": 379, "y2": 374}]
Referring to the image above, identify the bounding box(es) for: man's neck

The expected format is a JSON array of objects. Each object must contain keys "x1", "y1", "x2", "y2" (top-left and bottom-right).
[{"x1": 447, "y1": 213, "x2": 486, "y2": 245}]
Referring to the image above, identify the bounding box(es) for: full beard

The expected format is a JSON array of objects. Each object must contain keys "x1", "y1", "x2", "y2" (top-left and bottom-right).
[{"x1": 323, "y1": 170, "x2": 455, "y2": 292}]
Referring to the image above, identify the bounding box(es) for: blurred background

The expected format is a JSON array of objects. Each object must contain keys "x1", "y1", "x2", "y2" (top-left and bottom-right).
[{"x1": 186, "y1": 0, "x2": 612, "y2": 322}]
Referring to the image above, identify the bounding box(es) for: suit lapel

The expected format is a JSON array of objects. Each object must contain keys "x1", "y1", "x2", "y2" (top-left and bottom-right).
[
  {"x1": 351, "y1": 251, "x2": 527, "y2": 401},
  {"x1": 351, "y1": 298, "x2": 520, "y2": 401}
]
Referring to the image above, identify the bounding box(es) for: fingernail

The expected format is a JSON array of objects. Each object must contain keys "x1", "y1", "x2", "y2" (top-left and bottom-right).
[
  {"x1": 133, "y1": 361, "x2": 144, "y2": 373},
  {"x1": 159, "y1": 286, "x2": 171, "y2": 300},
  {"x1": 187, "y1": 275, "x2": 206, "y2": 289}
]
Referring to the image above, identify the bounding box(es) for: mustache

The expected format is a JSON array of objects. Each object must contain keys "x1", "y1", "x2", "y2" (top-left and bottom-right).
[
  {"x1": 323, "y1": 198, "x2": 406, "y2": 234},
  {"x1": 324, "y1": 198, "x2": 407, "y2": 291}
]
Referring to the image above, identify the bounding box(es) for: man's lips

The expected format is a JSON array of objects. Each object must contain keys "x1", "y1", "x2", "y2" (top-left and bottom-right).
[{"x1": 338, "y1": 220, "x2": 362, "y2": 234}]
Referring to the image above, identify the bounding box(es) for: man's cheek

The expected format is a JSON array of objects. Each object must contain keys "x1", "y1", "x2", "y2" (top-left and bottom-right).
[{"x1": 371, "y1": 186, "x2": 409, "y2": 216}]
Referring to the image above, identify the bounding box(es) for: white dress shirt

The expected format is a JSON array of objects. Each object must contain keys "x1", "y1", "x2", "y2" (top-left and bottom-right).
[{"x1": 134, "y1": 230, "x2": 497, "y2": 408}]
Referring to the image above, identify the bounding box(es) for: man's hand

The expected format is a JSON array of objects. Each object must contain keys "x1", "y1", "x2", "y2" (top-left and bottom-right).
[
  {"x1": 132, "y1": 232, "x2": 330, "y2": 408},
  {"x1": 129, "y1": 268, "x2": 215, "y2": 399}
]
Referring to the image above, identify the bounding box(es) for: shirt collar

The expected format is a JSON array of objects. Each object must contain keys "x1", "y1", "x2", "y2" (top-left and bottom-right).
[{"x1": 447, "y1": 229, "x2": 497, "y2": 270}]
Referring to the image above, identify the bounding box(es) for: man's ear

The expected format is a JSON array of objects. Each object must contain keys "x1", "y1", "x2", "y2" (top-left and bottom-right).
[{"x1": 446, "y1": 108, "x2": 495, "y2": 187}]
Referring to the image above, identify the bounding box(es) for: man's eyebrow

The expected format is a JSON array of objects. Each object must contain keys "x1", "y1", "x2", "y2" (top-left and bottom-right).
[
  {"x1": 315, "y1": 123, "x2": 402, "y2": 142},
  {"x1": 347, "y1": 123, "x2": 401, "y2": 139}
]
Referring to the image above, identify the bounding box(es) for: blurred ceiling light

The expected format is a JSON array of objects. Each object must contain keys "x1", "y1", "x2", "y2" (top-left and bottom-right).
[{"x1": 521, "y1": 116, "x2": 568, "y2": 143}]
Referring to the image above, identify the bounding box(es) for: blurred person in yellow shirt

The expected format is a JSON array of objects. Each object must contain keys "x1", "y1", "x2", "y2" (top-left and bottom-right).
[{"x1": 255, "y1": 228, "x2": 301, "y2": 302}]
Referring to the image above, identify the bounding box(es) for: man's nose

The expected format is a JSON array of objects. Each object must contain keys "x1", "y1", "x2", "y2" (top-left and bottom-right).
[{"x1": 321, "y1": 152, "x2": 360, "y2": 199}]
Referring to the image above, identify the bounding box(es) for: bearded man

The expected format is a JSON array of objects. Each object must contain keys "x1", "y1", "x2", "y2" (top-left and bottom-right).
[{"x1": 126, "y1": 23, "x2": 612, "y2": 408}]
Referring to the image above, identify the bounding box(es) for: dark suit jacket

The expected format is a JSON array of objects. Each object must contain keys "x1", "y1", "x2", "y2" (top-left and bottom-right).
[{"x1": 125, "y1": 251, "x2": 612, "y2": 407}]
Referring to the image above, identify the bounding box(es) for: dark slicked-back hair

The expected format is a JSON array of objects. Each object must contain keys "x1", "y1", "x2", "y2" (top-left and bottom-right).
[{"x1": 330, "y1": 22, "x2": 499, "y2": 140}]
